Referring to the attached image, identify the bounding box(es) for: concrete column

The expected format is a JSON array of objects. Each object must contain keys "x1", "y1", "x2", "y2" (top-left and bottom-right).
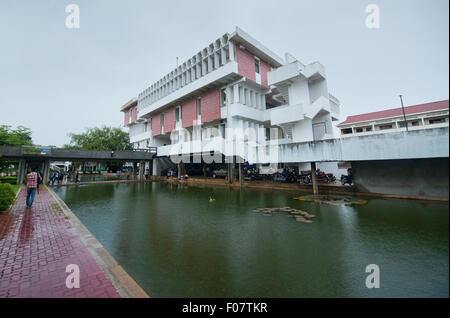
[
  {"x1": 229, "y1": 42, "x2": 235, "y2": 61},
  {"x1": 179, "y1": 161, "x2": 185, "y2": 178},
  {"x1": 149, "y1": 160, "x2": 153, "y2": 178},
  {"x1": 239, "y1": 162, "x2": 243, "y2": 188},
  {"x1": 233, "y1": 84, "x2": 240, "y2": 104},
  {"x1": 139, "y1": 161, "x2": 145, "y2": 182},
  {"x1": 311, "y1": 162, "x2": 318, "y2": 195},
  {"x1": 132, "y1": 162, "x2": 137, "y2": 180},
  {"x1": 16, "y1": 159, "x2": 24, "y2": 184},
  {"x1": 228, "y1": 157, "x2": 234, "y2": 184},
  {"x1": 43, "y1": 160, "x2": 50, "y2": 185}
]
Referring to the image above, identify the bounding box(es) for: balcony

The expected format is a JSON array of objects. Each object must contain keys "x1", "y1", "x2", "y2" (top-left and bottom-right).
[
  {"x1": 130, "y1": 131, "x2": 152, "y2": 144},
  {"x1": 267, "y1": 104, "x2": 305, "y2": 125}
]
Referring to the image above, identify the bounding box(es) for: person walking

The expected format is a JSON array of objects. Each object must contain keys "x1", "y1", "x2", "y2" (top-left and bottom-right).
[{"x1": 26, "y1": 168, "x2": 41, "y2": 208}]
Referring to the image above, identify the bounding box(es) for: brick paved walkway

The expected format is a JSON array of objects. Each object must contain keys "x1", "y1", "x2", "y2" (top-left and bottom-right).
[{"x1": 0, "y1": 187, "x2": 120, "y2": 298}]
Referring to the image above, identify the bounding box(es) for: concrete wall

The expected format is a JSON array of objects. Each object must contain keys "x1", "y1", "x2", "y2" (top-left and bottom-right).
[
  {"x1": 352, "y1": 158, "x2": 449, "y2": 198},
  {"x1": 276, "y1": 127, "x2": 449, "y2": 163}
]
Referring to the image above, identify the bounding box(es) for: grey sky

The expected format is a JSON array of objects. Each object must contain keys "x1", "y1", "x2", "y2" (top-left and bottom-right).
[{"x1": 0, "y1": 0, "x2": 448, "y2": 146}]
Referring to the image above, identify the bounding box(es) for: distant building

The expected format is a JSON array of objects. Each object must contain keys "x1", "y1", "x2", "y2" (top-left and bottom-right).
[{"x1": 338, "y1": 100, "x2": 449, "y2": 137}]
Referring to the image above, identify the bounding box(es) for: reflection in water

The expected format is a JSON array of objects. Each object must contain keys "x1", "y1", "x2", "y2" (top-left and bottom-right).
[{"x1": 55, "y1": 183, "x2": 449, "y2": 298}]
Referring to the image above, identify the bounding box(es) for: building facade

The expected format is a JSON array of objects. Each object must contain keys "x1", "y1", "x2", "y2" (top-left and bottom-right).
[
  {"x1": 338, "y1": 100, "x2": 449, "y2": 137},
  {"x1": 121, "y1": 27, "x2": 340, "y2": 175}
]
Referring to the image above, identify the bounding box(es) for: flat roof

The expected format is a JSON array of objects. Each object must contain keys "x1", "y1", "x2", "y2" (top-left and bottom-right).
[{"x1": 229, "y1": 26, "x2": 285, "y2": 67}]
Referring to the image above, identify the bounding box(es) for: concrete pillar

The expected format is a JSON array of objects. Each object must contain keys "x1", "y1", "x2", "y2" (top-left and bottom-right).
[
  {"x1": 139, "y1": 161, "x2": 145, "y2": 182},
  {"x1": 229, "y1": 41, "x2": 235, "y2": 61},
  {"x1": 311, "y1": 162, "x2": 318, "y2": 195},
  {"x1": 132, "y1": 162, "x2": 137, "y2": 180},
  {"x1": 149, "y1": 160, "x2": 153, "y2": 177},
  {"x1": 16, "y1": 159, "x2": 25, "y2": 184},
  {"x1": 239, "y1": 162, "x2": 243, "y2": 188},
  {"x1": 43, "y1": 160, "x2": 50, "y2": 185},
  {"x1": 228, "y1": 157, "x2": 234, "y2": 184},
  {"x1": 179, "y1": 161, "x2": 185, "y2": 178}
]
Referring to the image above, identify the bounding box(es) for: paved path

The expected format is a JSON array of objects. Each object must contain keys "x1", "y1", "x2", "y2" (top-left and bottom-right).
[{"x1": 0, "y1": 188, "x2": 120, "y2": 298}]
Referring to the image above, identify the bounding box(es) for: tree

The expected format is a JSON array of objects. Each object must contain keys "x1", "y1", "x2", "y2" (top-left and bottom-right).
[
  {"x1": 0, "y1": 125, "x2": 33, "y2": 175},
  {"x1": 65, "y1": 127, "x2": 132, "y2": 172},
  {"x1": 0, "y1": 125, "x2": 33, "y2": 146}
]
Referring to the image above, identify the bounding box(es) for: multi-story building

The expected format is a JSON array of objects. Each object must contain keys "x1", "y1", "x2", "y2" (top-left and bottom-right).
[
  {"x1": 121, "y1": 27, "x2": 341, "y2": 175},
  {"x1": 338, "y1": 100, "x2": 449, "y2": 137}
]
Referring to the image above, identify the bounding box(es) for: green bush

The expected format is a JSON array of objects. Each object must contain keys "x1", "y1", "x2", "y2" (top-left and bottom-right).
[
  {"x1": 0, "y1": 183, "x2": 16, "y2": 212},
  {"x1": 0, "y1": 176, "x2": 17, "y2": 185}
]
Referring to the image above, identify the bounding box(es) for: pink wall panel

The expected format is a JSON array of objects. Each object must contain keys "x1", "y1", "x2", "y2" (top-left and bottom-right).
[
  {"x1": 131, "y1": 106, "x2": 138, "y2": 122},
  {"x1": 236, "y1": 45, "x2": 256, "y2": 81},
  {"x1": 260, "y1": 60, "x2": 271, "y2": 88},
  {"x1": 182, "y1": 99, "x2": 197, "y2": 128},
  {"x1": 164, "y1": 108, "x2": 176, "y2": 133},
  {"x1": 152, "y1": 114, "x2": 161, "y2": 136},
  {"x1": 201, "y1": 89, "x2": 221, "y2": 123},
  {"x1": 124, "y1": 111, "x2": 130, "y2": 127}
]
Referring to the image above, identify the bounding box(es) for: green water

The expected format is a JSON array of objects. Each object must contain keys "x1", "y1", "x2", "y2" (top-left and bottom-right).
[{"x1": 54, "y1": 182, "x2": 449, "y2": 298}]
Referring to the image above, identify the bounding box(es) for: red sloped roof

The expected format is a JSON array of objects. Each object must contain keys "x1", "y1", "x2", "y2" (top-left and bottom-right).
[{"x1": 338, "y1": 100, "x2": 449, "y2": 126}]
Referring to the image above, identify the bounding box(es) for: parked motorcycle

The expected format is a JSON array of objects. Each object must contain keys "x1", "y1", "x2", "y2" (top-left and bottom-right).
[
  {"x1": 340, "y1": 168, "x2": 353, "y2": 186},
  {"x1": 299, "y1": 169, "x2": 333, "y2": 184}
]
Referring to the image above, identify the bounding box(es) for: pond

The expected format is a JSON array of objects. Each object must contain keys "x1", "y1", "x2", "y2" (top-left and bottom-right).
[{"x1": 54, "y1": 182, "x2": 449, "y2": 297}]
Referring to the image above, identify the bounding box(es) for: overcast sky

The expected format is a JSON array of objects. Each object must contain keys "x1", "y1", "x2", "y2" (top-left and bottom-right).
[{"x1": 0, "y1": 0, "x2": 448, "y2": 146}]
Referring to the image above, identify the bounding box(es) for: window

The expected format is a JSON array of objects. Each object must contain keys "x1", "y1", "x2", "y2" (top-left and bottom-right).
[
  {"x1": 379, "y1": 124, "x2": 393, "y2": 130},
  {"x1": 355, "y1": 128, "x2": 363, "y2": 133},
  {"x1": 412, "y1": 121, "x2": 420, "y2": 126},
  {"x1": 341, "y1": 128, "x2": 353, "y2": 135},
  {"x1": 160, "y1": 113, "x2": 164, "y2": 126},
  {"x1": 254, "y1": 58, "x2": 260, "y2": 74},
  {"x1": 144, "y1": 122, "x2": 148, "y2": 132},
  {"x1": 129, "y1": 108, "x2": 133, "y2": 121},
  {"x1": 398, "y1": 121, "x2": 407, "y2": 128},
  {"x1": 366, "y1": 127, "x2": 372, "y2": 132},
  {"x1": 197, "y1": 98, "x2": 201, "y2": 117},
  {"x1": 429, "y1": 118, "x2": 445, "y2": 124},
  {"x1": 221, "y1": 88, "x2": 227, "y2": 107}
]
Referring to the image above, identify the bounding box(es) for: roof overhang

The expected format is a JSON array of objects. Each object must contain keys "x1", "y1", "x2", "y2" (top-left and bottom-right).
[
  {"x1": 120, "y1": 98, "x2": 137, "y2": 112},
  {"x1": 229, "y1": 26, "x2": 284, "y2": 68}
]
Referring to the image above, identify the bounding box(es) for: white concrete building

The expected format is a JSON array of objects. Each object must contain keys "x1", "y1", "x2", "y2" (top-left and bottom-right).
[
  {"x1": 121, "y1": 27, "x2": 340, "y2": 175},
  {"x1": 338, "y1": 100, "x2": 449, "y2": 137}
]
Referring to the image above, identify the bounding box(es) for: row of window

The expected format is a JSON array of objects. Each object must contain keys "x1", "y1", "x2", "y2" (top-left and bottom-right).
[
  {"x1": 138, "y1": 42, "x2": 234, "y2": 110},
  {"x1": 142, "y1": 98, "x2": 204, "y2": 134},
  {"x1": 341, "y1": 116, "x2": 447, "y2": 134}
]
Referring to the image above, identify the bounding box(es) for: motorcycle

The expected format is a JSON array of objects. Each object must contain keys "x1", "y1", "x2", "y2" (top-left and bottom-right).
[
  {"x1": 340, "y1": 168, "x2": 353, "y2": 186},
  {"x1": 299, "y1": 169, "x2": 332, "y2": 184}
]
